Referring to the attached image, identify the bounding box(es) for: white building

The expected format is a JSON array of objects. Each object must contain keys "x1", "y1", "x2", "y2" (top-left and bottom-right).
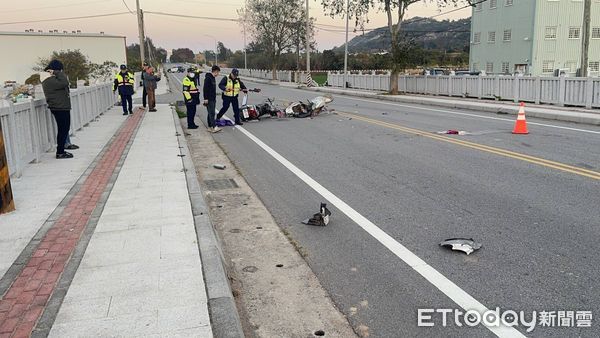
[
  {"x1": 0, "y1": 31, "x2": 127, "y2": 84},
  {"x1": 469, "y1": 0, "x2": 600, "y2": 76}
]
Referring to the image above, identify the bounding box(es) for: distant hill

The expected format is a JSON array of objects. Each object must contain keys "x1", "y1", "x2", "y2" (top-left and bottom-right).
[{"x1": 334, "y1": 17, "x2": 471, "y2": 53}]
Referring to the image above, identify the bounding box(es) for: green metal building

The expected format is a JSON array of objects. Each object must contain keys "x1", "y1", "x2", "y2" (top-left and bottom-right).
[{"x1": 469, "y1": 0, "x2": 600, "y2": 76}]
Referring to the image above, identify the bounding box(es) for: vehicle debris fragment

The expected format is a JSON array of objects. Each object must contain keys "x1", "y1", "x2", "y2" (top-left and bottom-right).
[
  {"x1": 437, "y1": 130, "x2": 470, "y2": 135},
  {"x1": 213, "y1": 164, "x2": 226, "y2": 170},
  {"x1": 439, "y1": 238, "x2": 482, "y2": 255},
  {"x1": 302, "y1": 203, "x2": 331, "y2": 226}
]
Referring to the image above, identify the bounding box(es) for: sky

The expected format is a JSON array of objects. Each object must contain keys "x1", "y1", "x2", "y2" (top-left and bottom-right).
[{"x1": 0, "y1": 0, "x2": 471, "y2": 53}]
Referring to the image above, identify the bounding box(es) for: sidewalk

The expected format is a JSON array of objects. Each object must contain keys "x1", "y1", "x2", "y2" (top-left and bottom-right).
[
  {"x1": 242, "y1": 77, "x2": 600, "y2": 125},
  {"x1": 0, "y1": 104, "x2": 215, "y2": 337}
]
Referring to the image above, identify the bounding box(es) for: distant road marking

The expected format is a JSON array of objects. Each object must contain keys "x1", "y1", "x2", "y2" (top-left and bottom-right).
[
  {"x1": 339, "y1": 111, "x2": 600, "y2": 180},
  {"x1": 231, "y1": 122, "x2": 526, "y2": 337}
]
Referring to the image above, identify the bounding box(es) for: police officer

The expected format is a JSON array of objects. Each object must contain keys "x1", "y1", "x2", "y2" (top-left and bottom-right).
[
  {"x1": 182, "y1": 67, "x2": 200, "y2": 129},
  {"x1": 216, "y1": 68, "x2": 247, "y2": 125},
  {"x1": 113, "y1": 64, "x2": 135, "y2": 115}
]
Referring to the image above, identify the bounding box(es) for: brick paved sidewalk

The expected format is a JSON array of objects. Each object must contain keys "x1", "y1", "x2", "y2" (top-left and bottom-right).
[{"x1": 0, "y1": 107, "x2": 145, "y2": 337}]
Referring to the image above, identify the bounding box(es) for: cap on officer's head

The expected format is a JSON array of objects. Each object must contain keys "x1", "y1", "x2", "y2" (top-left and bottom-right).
[
  {"x1": 44, "y1": 59, "x2": 64, "y2": 71},
  {"x1": 187, "y1": 67, "x2": 195, "y2": 73},
  {"x1": 231, "y1": 68, "x2": 239, "y2": 76},
  {"x1": 120, "y1": 64, "x2": 127, "y2": 70}
]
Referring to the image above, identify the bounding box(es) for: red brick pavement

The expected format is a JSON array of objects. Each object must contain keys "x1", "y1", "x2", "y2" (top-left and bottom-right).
[{"x1": 0, "y1": 109, "x2": 145, "y2": 338}]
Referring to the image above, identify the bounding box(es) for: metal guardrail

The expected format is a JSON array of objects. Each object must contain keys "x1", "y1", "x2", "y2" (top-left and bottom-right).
[
  {"x1": 327, "y1": 73, "x2": 600, "y2": 109},
  {"x1": 0, "y1": 82, "x2": 116, "y2": 178}
]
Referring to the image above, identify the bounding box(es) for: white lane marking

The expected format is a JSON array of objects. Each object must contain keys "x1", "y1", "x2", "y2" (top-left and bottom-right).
[
  {"x1": 263, "y1": 83, "x2": 600, "y2": 135},
  {"x1": 231, "y1": 123, "x2": 526, "y2": 338}
]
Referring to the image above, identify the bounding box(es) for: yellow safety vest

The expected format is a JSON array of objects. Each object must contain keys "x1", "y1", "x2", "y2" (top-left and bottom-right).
[
  {"x1": 182, "y1": 76, "x2": 199, "y2": 102},
  {"x1": 224, "y1": 76, "x2": 241, "y2": 97},
  {"x1": 115, "y1": 72, "x2": 134, "y2": 87}
]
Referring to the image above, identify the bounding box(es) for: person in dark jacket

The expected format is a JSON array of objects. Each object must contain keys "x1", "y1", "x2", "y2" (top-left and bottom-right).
[
  {"x1": 217, "y1": 68, "x2": 247, "y2": 125},
  {"x1": 41, "y1": 60, "x2": 74, "y2": 159},
  {"x1": 144, "y1": 66, "x2": 160, "y2": 112},
  {"x1": 202, "y1": 65, "x2": 221, "y2": 133},
  {"x1": 113, "y1": 64, "x2": 135, "y2": 115},
  {"x1": 141, "y1": 62, "x2": 149, "y2": 109}
]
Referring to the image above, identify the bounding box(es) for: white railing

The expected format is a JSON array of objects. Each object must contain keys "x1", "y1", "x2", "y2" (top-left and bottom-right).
[
  {"x1": 0, "y1": 82, "x2": 116, "y2": 178},
  {"x1": 327, "y1": 73, "x2": 600, "y2": 109}
]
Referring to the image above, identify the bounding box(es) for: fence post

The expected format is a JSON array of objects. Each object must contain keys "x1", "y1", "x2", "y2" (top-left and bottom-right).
[
  {"x1": 477, "y1": 76, "x2": 483, "y2": 99},
  {"x1": 513, "y1": 77, "x2": 520, "y2": 103},
  {"x1": 494, "y1": 76, "x2": 500, "y2": 99},
  {"x1": 585, "y1": 77, "x2": 593, "y2": 109},
  {"x1": 534, "y1": 77, "x2": 541, "y2": 104},
  {"x1": 558, "y1": 76, "x2": 566, "y2": 107},
  {"x1": 0, "y1": 116, "x2": 15, "y2": 214},
  {"x1": 462, "y1": 77, "x2": 467, "y2": 97}
]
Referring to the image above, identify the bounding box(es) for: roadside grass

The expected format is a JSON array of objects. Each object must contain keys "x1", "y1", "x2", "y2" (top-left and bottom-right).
[{"x1": 311, "y1": 73, "x2": 328, "y2": 86}]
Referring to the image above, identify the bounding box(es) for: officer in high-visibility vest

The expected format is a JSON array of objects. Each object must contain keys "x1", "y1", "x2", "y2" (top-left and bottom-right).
[
  {"x1": 182, "y1": 67, "x2": 201, "y2": 129},
  {"x1": 216, "y1": 68, "x2": 247, "y2": 125},
  {"x1": 113, "y1": 64, "x2": 135, "y2": 116}
]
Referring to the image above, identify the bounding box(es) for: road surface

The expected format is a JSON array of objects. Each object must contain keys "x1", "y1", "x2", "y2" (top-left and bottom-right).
[{"x1": 170, "y1": 72, "x2": 600, "y2": 337}]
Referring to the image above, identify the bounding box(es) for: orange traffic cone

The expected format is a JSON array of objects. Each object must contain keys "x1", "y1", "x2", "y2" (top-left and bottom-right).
[{"x1": 512, "y1": 102, "x2": 529, "y2": 134}]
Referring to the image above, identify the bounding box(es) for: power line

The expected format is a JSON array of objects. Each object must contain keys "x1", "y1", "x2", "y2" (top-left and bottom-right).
[
  {"x1": 0, "y1": 0, "x2": 109, "y2": 13},
  {"x1": 144, "y1": 11, "x2": 237, "y2": 22},
  {"x1": 121, "y1": 0, "x2": 135, "y2": 14},
  {"x1": 0, "y1": 12, "x2": 131, "y2": 26}
]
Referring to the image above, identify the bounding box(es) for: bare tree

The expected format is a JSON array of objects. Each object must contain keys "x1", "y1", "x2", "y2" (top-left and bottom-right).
[
  {"x1": 246, "y1": 0, "x2": 313, "y2": 79},
  {"x1": 321, "y1": 0, "x2": 465, "y2": 94}
]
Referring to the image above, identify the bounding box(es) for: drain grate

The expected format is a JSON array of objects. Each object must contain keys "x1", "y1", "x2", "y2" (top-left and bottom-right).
[{"x1": 204, "y1": 178, "x2": 239, "y2": 190}]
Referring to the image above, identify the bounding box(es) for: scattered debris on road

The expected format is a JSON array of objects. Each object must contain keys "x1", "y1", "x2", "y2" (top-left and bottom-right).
[
  {"x1": 437, "y1": 130, "x2": 470, "y2": 135},
  {"x1": 439, "y1": 238, "x2": 482, "y2": 255},
  {"x1": 213, "y1": 164, "x2": 226, "y2": 170},
  {"x1": 302, "y1": 203, "x2": 332, "y2": 226}
]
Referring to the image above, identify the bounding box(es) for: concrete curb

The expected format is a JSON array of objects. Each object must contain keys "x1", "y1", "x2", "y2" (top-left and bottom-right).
[
  {"x1": 171, "y1": 108, "x2": 245, "y2": 338},
  {"x1": 243, "y1": 77, "x2": 600, "y2": 126}
]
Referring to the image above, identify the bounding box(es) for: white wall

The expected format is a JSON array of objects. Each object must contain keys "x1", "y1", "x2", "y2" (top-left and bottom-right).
[{"x1": 0, "y1": 33, "x2": 127, "y2": 83}]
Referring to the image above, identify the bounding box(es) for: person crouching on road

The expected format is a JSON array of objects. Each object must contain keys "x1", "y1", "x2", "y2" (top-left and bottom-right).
[
  {"x1": 144, "y1": 66, "x2": 160, "y2": 112},
  {"x1": 203, "y1": 65, "x2": 222, "y2": 133},
  {"x1": 182, "y1": 68, "x2": 200, "y2": 129},
  {"x1": 216, "y1": 68, "x2": 247, "y2": 125},
  {"x1": 41, "y1": 60, "x2": 75, "y2": 159},
  {"x1": 113, "y1": 64, "x2": 135, "y2": 116}
]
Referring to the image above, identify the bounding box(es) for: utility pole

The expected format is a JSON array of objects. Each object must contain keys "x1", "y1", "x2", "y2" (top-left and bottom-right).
[
  {"x1": 579, "y1": 0, "x2": 591, "y2": 77},
  {"x1": 343, "y1": 0, "x2": 349, "y2": 89},
  {"x1": 243, "y1": 18, "x2": 248, "y2": 69},
  {"x1": 136, "y1": 0, "x2": 146, "y2": 66},
  {"x1": 305, "y1": 0, "x2": 310, "y2": 74}
]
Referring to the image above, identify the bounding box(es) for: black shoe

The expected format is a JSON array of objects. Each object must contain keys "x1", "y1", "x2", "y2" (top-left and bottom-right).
[
  {"x1": 188, "y1": 125, "x2": 199, "y2": 129},
  {"x1": 56, "y1": 152, "x2": 74, "y2": 159},
  {"x1": 129, "y1": 110, "x2": 134, "y2": 114},
  {"x1": 123, "y1": 112, "x2": 128, "y2": 116},
  {"x1": 65, "y1": 144, "x2": 79, "y2": 150},
  {"x1": 235, "y1": 121, "x2": 244, "y2": 126},
  {"x1": 149, "y1": 109, "x2": 157, "y2": 112}
]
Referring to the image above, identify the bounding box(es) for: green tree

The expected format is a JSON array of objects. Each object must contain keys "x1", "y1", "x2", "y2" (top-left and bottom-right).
[
  {"x1": 217, "y1": 42, "x2": 233, "y2": 62},
  {"x1": 36, "y1": 50, "x2": 91, "y2": 87},
  {"x1": 170, "y1": 48, "x2": 195, "y2": 63},
  {"x1": 246, "y1": 0, "x2": 314, "y2": 79},
  {"x1": 321, "y1": 0, "x2": 465, "y2": 94}
]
